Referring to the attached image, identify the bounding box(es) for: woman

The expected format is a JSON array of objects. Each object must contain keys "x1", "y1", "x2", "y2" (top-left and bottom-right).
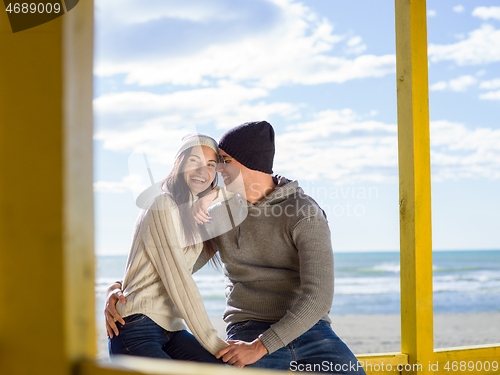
[{"x1": 108, "y1": 133, "x2": 227, "y2": 363}]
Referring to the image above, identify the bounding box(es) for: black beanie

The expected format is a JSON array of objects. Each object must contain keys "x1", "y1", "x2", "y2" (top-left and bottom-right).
[{"x1": 218, "y1": 121, "x2": 275, "y2": 174}]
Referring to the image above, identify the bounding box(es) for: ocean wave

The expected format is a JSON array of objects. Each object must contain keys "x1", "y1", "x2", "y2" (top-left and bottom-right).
[
  {"x1": 95, "y1": 270, "x2": 500, "y2": 298},
  {"x1": 433, "y1": 266, "x2": 485, "y2": 272},
  {"x1": 372, "y1": 263, "x2": 400, "y2": 273}
]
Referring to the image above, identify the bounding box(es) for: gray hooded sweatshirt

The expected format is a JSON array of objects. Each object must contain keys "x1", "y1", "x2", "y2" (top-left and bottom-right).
[{"x1": 197, "y1": 176, "x2": 334, "y2": 354}]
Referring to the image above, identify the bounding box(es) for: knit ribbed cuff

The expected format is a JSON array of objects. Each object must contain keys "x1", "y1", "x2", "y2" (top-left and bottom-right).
[
  {"x1": 258, "y1": 328, "x2": 285, "y2": 354},
  {"x1": 211, "y1": 339, "x2": 229, "y2": 356}
]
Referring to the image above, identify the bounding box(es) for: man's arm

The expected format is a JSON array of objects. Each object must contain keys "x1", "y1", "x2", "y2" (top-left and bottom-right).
[
  {"x1": 104, "y1": 282, "x2": 126, "y2": 338},
  {"x1": 258, "y1": 215, "x2": 334, "y2": 353}
]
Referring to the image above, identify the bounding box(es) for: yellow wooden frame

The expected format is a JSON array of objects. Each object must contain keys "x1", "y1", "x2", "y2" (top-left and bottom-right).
[{"x1": 0, "y1": 0, "x2": 498, "y2": 374}]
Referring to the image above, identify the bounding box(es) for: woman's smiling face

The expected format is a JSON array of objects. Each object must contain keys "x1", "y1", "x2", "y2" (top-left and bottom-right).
[{"x1": 183, "y1": 145, "x2": 218, "y2": 194}]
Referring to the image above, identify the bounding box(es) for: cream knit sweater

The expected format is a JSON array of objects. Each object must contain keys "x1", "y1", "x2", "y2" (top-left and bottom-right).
[{"x1": 117, "y1": 192, "x2": 227, "y2": 355}]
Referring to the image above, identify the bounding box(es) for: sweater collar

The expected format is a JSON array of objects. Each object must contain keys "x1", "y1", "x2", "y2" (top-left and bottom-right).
[{"x1": 253, "y1": 175, "x2": 302, "y2": 206}]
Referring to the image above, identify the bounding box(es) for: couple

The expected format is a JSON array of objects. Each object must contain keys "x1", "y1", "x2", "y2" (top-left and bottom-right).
[{"x1": 105, "y1": 121, "x2": 365, "y2": 374}]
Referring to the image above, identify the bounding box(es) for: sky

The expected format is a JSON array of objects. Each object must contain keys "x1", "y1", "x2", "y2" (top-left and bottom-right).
[{"x1": 93, "y1": 0, "x2": 500, "y2": 255}]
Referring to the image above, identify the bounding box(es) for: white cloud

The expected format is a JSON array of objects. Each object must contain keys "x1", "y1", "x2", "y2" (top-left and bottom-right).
[
  {"x1": 344, "y1": 36, "x2": 367, "y2": 55},
  {"x1": 429, "y1": 75, "x2": 477, "y2": 92},
  {"x1": 96, "y1": 106, "x2": 500, "y2": 185},
  {"x1": 95, "y1": 0, "x2": 395, "y2": 89},
  {"x1": 428, "y1": 10, "x2": 437, "y2": 17},
  {"x1": 430, "y1": 81, "x2": 448, "y2": 91},
  {"x1": 428, "y1": 24, "x2": 500, "y2": 66},
  {"x1": 479, "y1": 90, "x2": 500, "y2": 100},
  {"x1": 449, "y1": 75, "x2": 477, "y2": 91},
  {"x1": 430, "y1": 121, "x2": 500, "y2": 181},
  {"x1": 472, "y1": 6, "x2": 500, "y2": 21},
  {"x1": 96, "y1": 0, "x2": 244, "y2": 25},
  {"x1": 274, "y1": 109, "x2": 399, "y2": 183},
  {"x1": 94, "y1": 174, "x2": 144, "y2": 193},
  {"x1": 479, "y1": 78, "x2": 500, "y2": 90},
  {"x1": 273, "y1": 112, "x2": 500, "y2": 183},
  {"x1": 94, "y1": 82, "x2": 298, "y2": 131},
  {"x1": 93, "y1": 83, "x2": 303, "y2": 178},
  {"x1": 453, "y1": 5, "x2": 464, "y2": 13},
  {"x1": 95, "y1": 124, "x2": 184, "y2": 155},
  {"x1": 94, "y1": 83, "x2": 267, "y2": 114}
]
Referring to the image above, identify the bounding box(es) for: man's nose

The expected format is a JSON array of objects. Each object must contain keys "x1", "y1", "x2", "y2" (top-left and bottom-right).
[{"x1": 215, "y1": 163, "x2": 225, "y2": 172}]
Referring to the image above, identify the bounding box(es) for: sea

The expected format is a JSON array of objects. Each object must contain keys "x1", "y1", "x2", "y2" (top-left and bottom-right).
[{"x1": 95, "y1": 250, "x2": 500, "y2": 321}]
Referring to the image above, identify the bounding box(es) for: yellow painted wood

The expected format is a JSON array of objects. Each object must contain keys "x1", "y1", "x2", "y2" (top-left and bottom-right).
[
  {"x1": 79, "y1": 348, "x2": 500, "y2": 375},
  {"x1": 62, "y1": 0, "x2": 96, "y2": 362},
  {"x1": 0, "y1": 11, "x2": 66, "y2": 375},
  {"x1": 80, "y1": 357, "x2": 287, "y2": 375},
  {"x1": 0, "y1": 2, "x2": 94, "y2": 375},
  {"x1": 357, "y1": 353, "x2": 409, "y2": 374},
  {"x1": 2, "y1": 1, "x2": 500, "y2": 375},
  {"x1": 433, "y1": 345, "x2": 500, "y2": 375},
  {"x1": 395, "y1": 0, "x2": 434, "y2": 374},
  {"x1": 78, "y1": 354, "x2": 410, "y2": 375}
]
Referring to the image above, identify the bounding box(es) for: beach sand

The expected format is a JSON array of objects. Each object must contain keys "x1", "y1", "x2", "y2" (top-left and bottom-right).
[{"x1": 97, "y1": 312, "x2": 500, "y2": 361}]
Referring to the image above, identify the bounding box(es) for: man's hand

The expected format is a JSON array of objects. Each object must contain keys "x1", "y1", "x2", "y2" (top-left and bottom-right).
[
  {"x1": 104, "y1": 282, "x2": 126, "y2": 338},
  {"x1": 191, "y1": 188, "x2": 219, "y2": 224},
  {"x1": 215, "y1": 338, "x2": 268, "y2": 368}
]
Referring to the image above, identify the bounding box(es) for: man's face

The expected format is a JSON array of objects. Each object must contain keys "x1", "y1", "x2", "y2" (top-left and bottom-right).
[{"x1": 217, "y1": 149, "x2": 245, "y2": 193}]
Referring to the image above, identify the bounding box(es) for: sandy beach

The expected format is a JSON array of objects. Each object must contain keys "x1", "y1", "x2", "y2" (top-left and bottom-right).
[{"x1": 97, "y1": 312, "x2": 500, "y2": 360}]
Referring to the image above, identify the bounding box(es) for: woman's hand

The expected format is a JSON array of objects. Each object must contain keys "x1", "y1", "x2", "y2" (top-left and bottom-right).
[
  {"x1": 104, "y1": 282, "x2": 126, "y2": 338},
  {"x1": 191, "y1": 188, "x2": 219, "y2": 224}
]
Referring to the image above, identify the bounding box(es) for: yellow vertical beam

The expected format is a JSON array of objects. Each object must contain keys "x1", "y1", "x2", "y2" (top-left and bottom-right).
[
  {"x1": 63, "y1": 0, "x2": 95, "y2": 364},
  {"x1": 0, "y1": 2, "x2": 94, "y2": 375},
  {"x1": 395, "y1": 0, "x2": 434, "y2": 374}
]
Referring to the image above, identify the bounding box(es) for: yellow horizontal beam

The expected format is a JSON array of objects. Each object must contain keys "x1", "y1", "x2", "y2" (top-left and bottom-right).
[
  {"x1": 79, "y1": 347, "x2": 500, "y2": 375},
  {"x1": 357, "y1": 353, "x2": 409, "y2": 375},
  {"x1": 433, "y1": 345, "x2": 500, "y2": 375},
  {"x1": 79, "y1": 354, "x2": 409, "y2": 375},
  {"x1": 79, "y1": 358, "x2": 282, "y2": 375}
]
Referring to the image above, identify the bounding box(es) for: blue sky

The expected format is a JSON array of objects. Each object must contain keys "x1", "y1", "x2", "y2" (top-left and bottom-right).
[{"x1": 93, "y1": 0, "x2": 500, "y2": 255}]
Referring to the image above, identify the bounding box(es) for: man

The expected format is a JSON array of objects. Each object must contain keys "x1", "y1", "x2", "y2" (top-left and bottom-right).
[{"x1": 105, "y1": 121, "x2": 365, "y2": 374}]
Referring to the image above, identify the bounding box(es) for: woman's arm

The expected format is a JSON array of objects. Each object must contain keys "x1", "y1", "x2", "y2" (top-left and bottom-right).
[
  {"x1": 142, "y1": 195, "x2": 227, "y2": 355},
  {"x1": 191, "y1": 188, "x2": 219, "y2": 224}
]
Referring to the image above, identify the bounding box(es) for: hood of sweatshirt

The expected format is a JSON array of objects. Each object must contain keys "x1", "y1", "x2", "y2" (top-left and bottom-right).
[
  {"x1": 206, "y1": 175, "x2": 310, "y2": 243},
  {"x1": 253, "y1": 175, "x2": 303, "y2": 207}
]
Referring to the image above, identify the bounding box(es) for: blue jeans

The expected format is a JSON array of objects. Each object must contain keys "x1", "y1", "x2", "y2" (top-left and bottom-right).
[
  {"x1": 227, "y1": 320, "x2": 366, "y2": 374},
  {"x1": 108, "y1": 314, "x2": 223, "y2": 364}
]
